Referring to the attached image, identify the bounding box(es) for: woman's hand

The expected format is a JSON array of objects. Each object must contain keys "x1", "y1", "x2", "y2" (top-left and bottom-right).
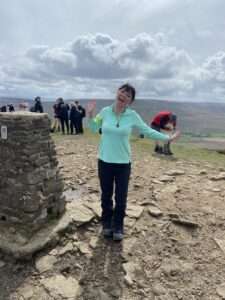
[
  {"x1": 86, "y1": 100, "x2": 96, "y2": 118},
  {"x1": 169, "y1": 130, "x2": 181, "y2": 142}
]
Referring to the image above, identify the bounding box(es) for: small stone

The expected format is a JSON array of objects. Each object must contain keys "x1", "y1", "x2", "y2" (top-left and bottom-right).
[
  {"x1": 17, "y1": 284, "x2": 34, "y2": 299},
  {"x1": 40, "y1": 274, "x2": 81, "y2": 299},
  {"x1": 126, "y1": 205, "x2": 144, "y2": 219},
  {"x1": 209, "y1": 172, "x2": 225, "y2": 181},
  {"x1": 148, "y1": 206, "x2": 163, "y2": 217},
  {"x1": 0, "y1": 260, "x2": 5, "y2": 268},
  {"x1": 124, "y1": 274, "x2": 133, "y2": 287},
  {"x1": 170, "y1": 216, "x2": 199, "y2": 228},
  {"x1": 35, "y1": 255, "x2": 57, "y2": 273},
  {"x1": 165, "y1": 169, "x2": 185, "y2": 176},
  {"x1": 152, "y1": 283, "x2": 166, "y2": 295},
  {"x1": 89, "y1": 237, "x2": 98, "y2": 249},
  {"x1": 216, "y1": 283, "x2": 225, "y2": 298},
  {"x1": 214, "y1": 238, "x2": 225, "y2": 254},
  {"x1": 158, "y1": 175, "x2": 174, "y2": 183},
  {"x1": 58, "y1": 242, "x2": 74, "y2": 255}
]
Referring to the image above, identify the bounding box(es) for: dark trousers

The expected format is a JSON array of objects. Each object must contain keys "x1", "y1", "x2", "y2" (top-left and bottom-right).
[
  {"x1": 60, "y1": 118, "x2": 69, "y2": 134},
  {"x1": 98, "y1": 159, "x2": 131, "y2": 232},
  {"x1": 77, "y1": 117, "x2": 84, "y2": 134},
  {"x1": 70, "y1": 119, "x2": 79, "y2": 134}
]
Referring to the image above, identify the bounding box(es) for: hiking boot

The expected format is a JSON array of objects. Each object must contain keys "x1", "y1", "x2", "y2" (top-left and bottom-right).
[
  {"x1": 163, "y1": 144, "x2": 173, "y2": 155},
  {"x1": 113, "y1": 231, "x2": 124, "y2": 241},
  {"x1": 155, "y1": 145, "x2": 163, "y2": 154},
  {"x1": 102, "y1": 228, "x2": 113, "y2": 238}
]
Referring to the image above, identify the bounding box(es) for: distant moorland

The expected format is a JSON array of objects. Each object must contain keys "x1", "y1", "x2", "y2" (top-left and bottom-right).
[{"x1": 1, "y1": 97, "x2": 225, "y2": 149}]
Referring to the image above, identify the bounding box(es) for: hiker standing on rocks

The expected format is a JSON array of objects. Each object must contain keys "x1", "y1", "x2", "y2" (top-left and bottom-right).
[
  {"x1": 150, "y1": 111, "x2": 177, "y2": 155},
  {"x1": 87, "y1": 83, "x2": 180, "y2": 241},
  {"x1": 31, "y1": 96, "x2": 44, "y2": 113},
  {"x1": 75, "y1": 100, "x2": 86, "y2": 134},
  {"x1": 51, "y1": 98, "x2": 62, "y2": 133},
  {"x1": 58, "y1": 98, "x2": 70, "y2": 134}
]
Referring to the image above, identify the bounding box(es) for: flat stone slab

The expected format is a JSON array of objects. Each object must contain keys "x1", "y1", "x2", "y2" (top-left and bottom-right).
[
  {"x1": 40, "y1": 274, "x2": 81, "y2": 299},
  {"x1": 126, "y1": 204, "x2": 144, "y2": 219},
  {"x1": 0, "y1": 209, "x2": 74, "y2": 259}
]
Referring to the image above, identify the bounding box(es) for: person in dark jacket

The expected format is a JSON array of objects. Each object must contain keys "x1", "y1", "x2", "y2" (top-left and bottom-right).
[
  {"x1": 70, "y1": 102, "x2": 80, "y2": 134},
  {"x1": 7, "y1": 104, "x2": 15, "y2": 112},
  {"x1": 58, "y1": 98, "x2": 70, "y2": 134},
  {"x1": 150, "y1": 111, "x2": 177, "y2": 155},
  {"x1": 75, "y1": 101, "x2": 86, "y2": 134},
  {"x1": 33, "y1": 96, "x2": 44, "y2": 113},
  {"x1": 51, "y1": 98, "x2": 61, "y2": 132},
  {"x1": 0, "y1": 105, "x2": 7, "y2": 112}
]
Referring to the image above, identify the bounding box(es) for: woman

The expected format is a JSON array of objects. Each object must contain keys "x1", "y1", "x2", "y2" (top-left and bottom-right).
[{"x1": 87, "y1": 84, "x2": 180, "y2": 241}]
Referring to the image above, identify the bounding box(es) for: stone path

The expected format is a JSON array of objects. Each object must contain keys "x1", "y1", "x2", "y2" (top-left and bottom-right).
[{"x1": 1, "y1": 134, "x2": 225, "y2": 300}]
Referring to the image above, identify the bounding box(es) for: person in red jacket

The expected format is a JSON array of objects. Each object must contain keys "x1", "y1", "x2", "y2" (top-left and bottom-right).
[{"x1": 150, "y1": 111, "x2": 177, "y2": 155}]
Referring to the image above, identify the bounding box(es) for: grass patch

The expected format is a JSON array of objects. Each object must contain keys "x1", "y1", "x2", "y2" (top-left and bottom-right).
[
  {"x1": 51, "y1": 130, "x2": 225, "y2": 167},
  {"x1": 131, "y1": 135, "x2": 225, "y2": 167}
]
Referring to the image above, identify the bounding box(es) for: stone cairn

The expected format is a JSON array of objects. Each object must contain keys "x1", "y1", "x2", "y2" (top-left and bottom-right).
[{"x1": 0, "y1": 112, "x2": 65, "y2": 258}]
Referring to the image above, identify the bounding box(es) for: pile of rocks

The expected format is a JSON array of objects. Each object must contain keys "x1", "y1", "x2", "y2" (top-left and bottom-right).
[{"x1": 0, "y1": 112, "x2": 65, "y2": 257}]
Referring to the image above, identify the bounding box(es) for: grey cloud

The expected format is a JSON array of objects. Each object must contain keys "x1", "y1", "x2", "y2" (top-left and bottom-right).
[{"x1": 1, "y1": 33, "x2": 225, "y2": 100}]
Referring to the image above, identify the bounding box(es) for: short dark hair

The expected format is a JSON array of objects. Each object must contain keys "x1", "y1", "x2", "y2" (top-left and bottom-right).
[
  {"x1": 35, "y1": 96, "x2": 41, "y2": 102},
  {"x1": 118, "y1": 83, "x2": 136, "y2": 102}
]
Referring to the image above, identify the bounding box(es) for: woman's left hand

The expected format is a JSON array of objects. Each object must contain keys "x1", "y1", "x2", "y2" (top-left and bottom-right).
[{"x1": 169, "y1": 130, "x2": 181, "y2": 142}]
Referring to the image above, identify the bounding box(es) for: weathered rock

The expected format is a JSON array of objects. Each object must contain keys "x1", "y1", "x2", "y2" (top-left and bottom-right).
[
  {"x1": 17, "y1": 284, "x2": 34, "y2": 299},
  {"x1": 35, "y1": 255, "x2": 57, "y2": 273},
  {"x1": 148, "y1": 206, "x2": 163, "y2": 217},
  {"x1": 165, "y1": 169, "x2": 185, "y2": 176},
  {"x1": 75, "y1": 241, "x2": 92, "y2": 256},
  {"x1": 0, "y1": 112, "x2": 65, "y2": 257},
  {"x1": 67, "y1": 201, "x2": 95, "y2": 225},
  {"x1": 0, "y1": 260, "x2": 5, "y2": 268},
  {"x1": 40, "y1": 274, "x2": 81, "y2": 299},
  {"x1": 58, "y1": 242, "x2": 74, "y2": 255},
  {"x1": 214, "y1": 238, "x2": 225, "y2": 255},
  {"x1": 170, "y1": 215, "x2": 199, "y2": 228},
  {"x1": 89, "y1": 237, "x2": 98, "y2": 249},
  {"x1": 84, "y1": 201, "x2": 102, "y2": 218},
  {"x1": 209, "y1": 172, "x2": 225, "y2": 181},
  {"x1": 158, "y1": 175, "x2": 174, "y2": 183},
  {"x1": 216, "y1": 283, "x2": 225, "y2": 299},
  {"x1": 122, "y1": 262, "x2": 139, "y2": 283},
  {"x1": 152, "y1": 283, "x2": 166, "y2": 295},
  {"x1": 126, "y1": 205, "x2": 144, "y2": 219}
]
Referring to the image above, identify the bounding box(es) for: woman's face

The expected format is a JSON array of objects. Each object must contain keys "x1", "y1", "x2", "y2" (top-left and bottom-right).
[{"x1": 116, "y1": 88, "x2": 133, "y2": 109}]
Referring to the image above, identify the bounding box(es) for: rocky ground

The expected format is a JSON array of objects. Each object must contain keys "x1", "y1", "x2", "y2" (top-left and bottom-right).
[{"x1": 1, "y1": 134, "x2": 225, "y2": 300}]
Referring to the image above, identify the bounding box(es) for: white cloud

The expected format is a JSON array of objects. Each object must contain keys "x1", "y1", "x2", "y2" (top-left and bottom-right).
[{"x1": 0, "y1": 32, "x2": 225, "y2": 101}]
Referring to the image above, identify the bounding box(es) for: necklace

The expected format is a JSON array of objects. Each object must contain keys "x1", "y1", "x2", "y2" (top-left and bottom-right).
[
  {"x1": 113, "y1": 104, "x2": 125, "y2": 128},
  {"x1": 116, "y1": 114, "x2": 122, "y2": 127}
]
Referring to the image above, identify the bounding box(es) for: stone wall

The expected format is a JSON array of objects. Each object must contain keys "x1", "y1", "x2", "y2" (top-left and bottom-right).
[{"x1": 0, "y1": 112, "x2": 65, "y2": 237}]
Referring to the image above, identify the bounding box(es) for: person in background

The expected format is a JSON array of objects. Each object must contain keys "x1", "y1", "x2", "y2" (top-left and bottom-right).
[
  {"x1": 58, "y1": 98, "x2": 70, "y2": 134},
  {"x1": 51, "y1": 98, "x2": 61, "y2": 132},
  {"x1": 75, "y1": 101, "x2": 86, "y2": 134},
  {"x1": 0, "y1": 105, "x2": 7, "y2": 112},
  {"x1": 19, "y1": 102, "x2": 29, "y2": 111},
  {"x1": 150, "y1": 111, "x2": 177, "y2": 155},
  {"x1": 87, "y1": 83, "x2": 180, "y2": 241},
  {"x1": 7, "y1": 104, "x2": 15, "y2": 112},
  {"x1": 70, "y1": 102, "x2": 80, "y2": 134},
  {"x1": 31, "y1": 96, "x2": 44, "y2": 113}
]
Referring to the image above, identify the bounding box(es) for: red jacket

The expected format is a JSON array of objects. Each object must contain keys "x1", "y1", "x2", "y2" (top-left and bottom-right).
[{"x1": 151, "y1": 111, "x2": 176, "y2": 129}]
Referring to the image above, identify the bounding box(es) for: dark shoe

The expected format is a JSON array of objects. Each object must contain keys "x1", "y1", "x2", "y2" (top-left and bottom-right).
[
  {"x1": 155, "y1": 145, "x2": 163, "y2": 154},
  {"x1": 102, "y1": 228, "x2": 113, "y2": 238},
  {"x1": 163, "y1": 144, "x2": 173, "y2": 155},
  {"x1": 113, "y1": 231, "x2": 124, "y2": 241},
  {"x1": 164, "y1": 150, "x2": 173, "y2": 155}
]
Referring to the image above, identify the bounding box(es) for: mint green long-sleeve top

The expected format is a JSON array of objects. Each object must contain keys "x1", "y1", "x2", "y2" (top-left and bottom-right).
[{"x1": 89, "y1": 105, "x2": 170, "y2": 163}]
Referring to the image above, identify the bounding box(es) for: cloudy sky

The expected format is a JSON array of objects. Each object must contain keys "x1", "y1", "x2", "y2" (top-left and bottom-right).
[{"x1": 1, "y1": 0, "x2": 225, "y2": 101}]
